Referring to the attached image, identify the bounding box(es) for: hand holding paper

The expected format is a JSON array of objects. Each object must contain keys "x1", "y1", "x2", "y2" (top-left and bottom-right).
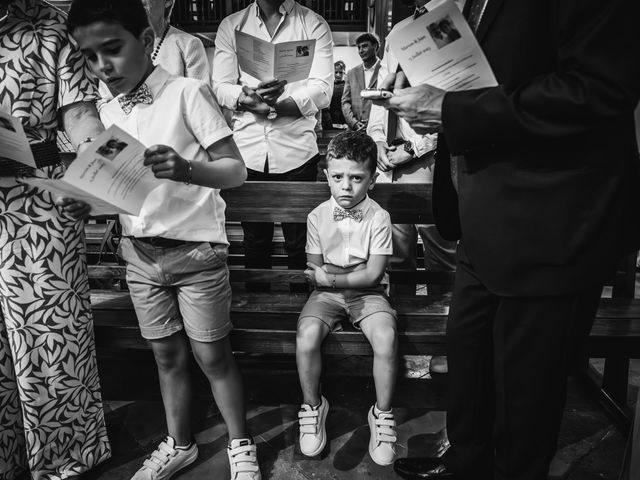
[{"x1": 23, "y1": 125, "x2": 164, "y2": 216}]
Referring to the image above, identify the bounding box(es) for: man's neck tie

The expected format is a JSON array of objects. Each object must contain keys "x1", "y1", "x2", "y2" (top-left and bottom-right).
[
  {"x1": 333, "y1": 206, "x2": 364, "y2": 222},
  {"x1": 118, "y1": 83, "x2": 153, "y2": 115}
]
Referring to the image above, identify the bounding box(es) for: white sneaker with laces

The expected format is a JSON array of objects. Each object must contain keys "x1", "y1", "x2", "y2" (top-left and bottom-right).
[
  {"x1": 298, "y1": 396, "x2": 329, "y2": 457},
  {"x1": 131, "y1": 436, "x2": 198, "y2": 480},
  {"x1": 227, "y1": 438, "x2": 261, "y2": 480},
  {"x1": 367, "y1": 406, "x2": 397, "y2": 466}
]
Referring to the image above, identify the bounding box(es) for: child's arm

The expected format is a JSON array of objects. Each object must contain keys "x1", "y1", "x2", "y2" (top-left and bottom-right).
[
  {"x1": 143, "y1": 135, "x2": 247, "y2": 189},
  {"x1": 305, "y1": 254, "x2": 389, "y2": 290}
]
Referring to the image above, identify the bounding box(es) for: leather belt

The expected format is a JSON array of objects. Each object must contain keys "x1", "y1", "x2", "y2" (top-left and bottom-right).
[
  {"x1": 0, "y1": 140, "x2": 62, "y2": 177},
  {"x1": 131, "y1": 236, "x2": 191, "y2": 248}
]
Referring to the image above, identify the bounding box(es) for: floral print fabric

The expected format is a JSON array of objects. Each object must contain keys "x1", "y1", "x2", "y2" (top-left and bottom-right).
[{"x1": 0, "y1": 1, "x2": 110, "y2": 479}]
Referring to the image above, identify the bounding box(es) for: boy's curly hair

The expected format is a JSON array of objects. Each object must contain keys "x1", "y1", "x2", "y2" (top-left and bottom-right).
[{"x1": 326, "y1": 131, "x2": 377, "y2": 175}]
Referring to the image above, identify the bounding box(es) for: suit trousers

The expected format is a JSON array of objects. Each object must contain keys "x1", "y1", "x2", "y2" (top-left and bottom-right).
[
  {"x1": 242, "y1": 155, "x2": 319, "y2": 292},
  {"x1": 443, "y1": 241, "x2": 602, "y2": 480}
]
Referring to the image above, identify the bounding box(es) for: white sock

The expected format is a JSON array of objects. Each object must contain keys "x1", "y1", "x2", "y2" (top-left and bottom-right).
[{"x1": 374, "y1": 404, "x2": 392, "y2": 417}]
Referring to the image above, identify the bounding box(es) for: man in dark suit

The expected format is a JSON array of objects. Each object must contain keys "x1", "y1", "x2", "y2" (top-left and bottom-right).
[
  {"x1": 341, "y1": 33, "x2": 380, "y2": 131},
  {"x1": 376, "y1": 0, "x2": 640, "y2": 479}
]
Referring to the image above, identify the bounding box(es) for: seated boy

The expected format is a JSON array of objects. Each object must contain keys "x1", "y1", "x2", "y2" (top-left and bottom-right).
[
  {"x1": 296, "y1": 131, "x2": 398, "y2": 465},
  {"x1": 64, "y1": 1, "x2": 260, "y2": 479}
]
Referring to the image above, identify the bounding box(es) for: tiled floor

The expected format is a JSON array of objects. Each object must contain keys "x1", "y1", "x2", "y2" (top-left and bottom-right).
[{"x1": 86, "y1": 352, "x2": 637, "y2": 480}]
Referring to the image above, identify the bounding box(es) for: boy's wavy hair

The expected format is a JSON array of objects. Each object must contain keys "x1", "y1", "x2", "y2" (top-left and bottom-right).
[
  {"x1": 326, "y1": 131, "x2": 378, "y2": 176},
  {"x1": 67, "y1": 0, "x2": 150, "y2": 37}
]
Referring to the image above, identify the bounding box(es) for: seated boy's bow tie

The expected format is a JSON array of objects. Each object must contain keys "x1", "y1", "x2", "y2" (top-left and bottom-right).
[
  {"x1": 333, "y1": 207, "x2": 363, "y2": 222},
  {"x1": 118, "y1": 83, "x2": 153, "y2": 114}
]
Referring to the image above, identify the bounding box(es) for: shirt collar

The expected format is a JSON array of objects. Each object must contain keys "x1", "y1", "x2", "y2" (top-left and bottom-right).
[
  {"x1": 363, "y1": 59, "x2": 380, "y2": 72},
  {"x1": 252, "y1": 0, "x2": 295, "y2": 17},
  {"x1": 330, "y1": 195, "x2": 371, "y2": 215}
]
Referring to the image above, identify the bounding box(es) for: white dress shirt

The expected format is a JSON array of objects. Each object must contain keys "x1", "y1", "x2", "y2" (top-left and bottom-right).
[
  {"x1": 155, "y1": 25, "x2": 211, "y2": 82},
  {"x1": 99, "y1": 67, "x2": 232, "y2": 243},
  {"x1": 212, "y1": 0, "x2": 334, "y2": 173},
  {"x1": 367, "y1": 14, "x2": 437, "y2": 161},
  {"x1": 363, "y1": 59, "x2": 381, "y2": 89},
  {"x1": 306, "y1": 196, "x2": 392, "y2": 270}
]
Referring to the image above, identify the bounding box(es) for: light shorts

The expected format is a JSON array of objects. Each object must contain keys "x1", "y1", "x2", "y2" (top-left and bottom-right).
[
  {"x1": 118, "y1": 237, "x2": 232, "y2": 342},
  {"x1": 298, "y1": 286, "x2": 397, "y2": 331}
]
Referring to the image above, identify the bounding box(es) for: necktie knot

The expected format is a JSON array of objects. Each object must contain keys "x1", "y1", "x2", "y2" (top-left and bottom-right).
[
  {"x1": 333, "y1": 206, "x2": 363, "y2": 223},
  {"x1": 118, "y1": 83, "x2": 153, "y2": 114}
]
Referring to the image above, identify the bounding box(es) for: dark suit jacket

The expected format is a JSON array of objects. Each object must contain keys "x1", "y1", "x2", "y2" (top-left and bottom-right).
[
  {"x1": 341, "y1": 62, "x2": 381, "y2": 129},
  {"x1": 434, "y1": 0, "x2": 640, "y2": 296}
]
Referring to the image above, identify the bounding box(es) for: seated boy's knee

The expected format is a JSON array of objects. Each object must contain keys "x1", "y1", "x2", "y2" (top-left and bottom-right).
[
  {"x1": 297, "y1": 317, "x2": 326, "y2": 350},
  {"x1": 369, "y1": 325, "x2": 398, "y2": 355}
]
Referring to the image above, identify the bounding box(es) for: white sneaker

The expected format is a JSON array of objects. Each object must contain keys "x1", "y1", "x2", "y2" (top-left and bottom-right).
[
  {"x1": 367, "y1": 406, "x2": 397, "y2": 466},
  {"x1": 298, "y1": 396, "x2": 329, "y2": 457},
  {"x1": 227, "y1": 438, "x2": 261, "y2": 480},
  {"x1": 131, "y1": 436, "x2": 198, "y2": 480}
]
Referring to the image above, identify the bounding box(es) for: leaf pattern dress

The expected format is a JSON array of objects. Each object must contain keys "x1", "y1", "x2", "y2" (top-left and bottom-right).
[{"x1": 0, "y1": 1, "x2": 111, "y2": 479}]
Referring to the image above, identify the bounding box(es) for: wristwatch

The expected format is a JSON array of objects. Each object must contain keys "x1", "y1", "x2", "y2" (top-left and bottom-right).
[
  {"x1": 403, "y1": 140, "x2": 416, "y2": 157},
  {"x1": 267, "y1": 106, "x2": 278, "y2": 120}
]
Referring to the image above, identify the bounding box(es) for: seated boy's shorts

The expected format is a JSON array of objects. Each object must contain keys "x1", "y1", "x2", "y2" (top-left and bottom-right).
[
  {"x1": 298, "y1": 286, "x2": 397, "y2": 331},
  {"x1": 118, "y1": 237, "x2": 232, "y2": 342}
]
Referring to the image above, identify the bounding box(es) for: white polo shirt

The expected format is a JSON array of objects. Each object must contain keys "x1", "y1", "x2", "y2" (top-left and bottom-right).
[
  {"x1": 99, "y1": 67, "x2": 233, "y2": 243},
  {"x1": 306, "y1": 196, "x2": 392, "y2": 274},
  {"x1": 212, "y1": 0, "x2": 334, "y2": 173}
]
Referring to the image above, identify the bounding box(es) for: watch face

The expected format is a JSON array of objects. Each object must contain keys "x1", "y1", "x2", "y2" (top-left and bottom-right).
[{"x1": 403, "y1": 141, "x2": 414, "y2": 154}]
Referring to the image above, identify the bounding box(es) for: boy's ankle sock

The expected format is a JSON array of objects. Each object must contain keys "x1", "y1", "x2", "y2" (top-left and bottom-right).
[
  {"x1": 373, "y1": 404, "x2": 392, "y2": 418},
  {"x1": 169, "y1": 436, "x2": 194, "y2": 450}
]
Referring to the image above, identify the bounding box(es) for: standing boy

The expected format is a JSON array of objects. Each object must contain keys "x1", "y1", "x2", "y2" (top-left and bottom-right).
[
  {"x1": 65, "y1": 1, "x2": 261, "y2": 479},
  {"x1": 296, "y1": 131, "x2": 398, "y2": 466}
]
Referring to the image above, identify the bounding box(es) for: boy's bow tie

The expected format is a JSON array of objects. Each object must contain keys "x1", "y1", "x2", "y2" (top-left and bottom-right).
[
  {"x1": 333, "y1": 206, "x2": 363, "y2": 222},
  {"x1": 118, "y1": 83, "x2": 153, "y2": 114}
]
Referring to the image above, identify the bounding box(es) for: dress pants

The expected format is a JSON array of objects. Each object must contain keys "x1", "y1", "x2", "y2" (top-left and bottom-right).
[
  {"x1": 443, "y1": 242, "x2": 603, "y2": 480},
  {"x1": 242, "y1": 155, "x2": 319, "y2": 292}
]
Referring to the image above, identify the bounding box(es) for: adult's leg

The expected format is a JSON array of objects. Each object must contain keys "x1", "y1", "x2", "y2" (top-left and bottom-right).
[
  {"x1": 280, "y1": 156, "x2": 320, "y2": 292},
  {"x1": 442, "y1": 244, "x2": 497, "y2": 479},
  {"x1": 190, "y1": 337, "x2": 247, "y2": 440},
  {"x1": 242, "y1": 168, "x2": 275, "y2": 292},
  {"x1": 148, "y1": 334, "x2": 194, "y2": 445},
  {"x1": 492, "y1": 288, "x2": 600, "y2": 480},
  {"x1": 0, "y1": 174, "x2": 111, "y2": 480},
  {"x1": 296, "y1": 316, "x2": 332, "y2": 407},
  {"x1": 0, "y1": 308, "x2": 28, "y2": 480},
  {"x1": 388, "y1": 224, "x2": 418, "y2": 295},
  {"x1": 359, "y1": 312, "x2": 398, "y2": 411}
]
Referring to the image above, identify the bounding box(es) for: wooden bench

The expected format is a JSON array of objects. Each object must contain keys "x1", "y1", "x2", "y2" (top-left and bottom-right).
[{"x1": 86, "y1": 181, "x2": 640, "y2": 434}]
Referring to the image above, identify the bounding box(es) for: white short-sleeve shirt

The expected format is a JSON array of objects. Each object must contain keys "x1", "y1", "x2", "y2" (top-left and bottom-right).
[
  {"x1": 306, "y1": 196, "x2": 393, "y2": 272},
  {"x1": 99, "y1": 67, "x2": 233, "y2": 243}
]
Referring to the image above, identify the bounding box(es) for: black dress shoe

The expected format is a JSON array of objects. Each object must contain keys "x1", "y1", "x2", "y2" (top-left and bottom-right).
[{"x1": 394, "y1": 457, "x2": 458, "y2": 479}]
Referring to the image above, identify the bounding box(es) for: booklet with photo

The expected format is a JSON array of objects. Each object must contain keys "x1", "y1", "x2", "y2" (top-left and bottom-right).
[
  {"x1": 0, "y1": 110, "x2": 37, "y2": 172},
  {"x1": 22, "y1": 125, "x2": 164, "y2": 216},
  {"x1": 386, "y1": 0, "x2": 497, "y2": 91},
  {"x1": 235, "y1": 30, "x2": 315, "y2": 83}
]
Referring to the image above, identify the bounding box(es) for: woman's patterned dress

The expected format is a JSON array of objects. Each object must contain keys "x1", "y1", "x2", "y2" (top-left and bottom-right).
[{"x1": 0, "y1": 1, "x2": 111, "y2": 479}]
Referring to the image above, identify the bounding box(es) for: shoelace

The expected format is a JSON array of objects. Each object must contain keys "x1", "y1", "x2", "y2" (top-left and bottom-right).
[
  {"x1": 374, "y1": 412, "x2": 397, "y2": 445},
  {"x1": 142, "y1": 441, "x2": 176, "y2": 472},
  {"x1": 298, "y1": 406, "x2": 320, "y2": 434},
  {"x1": 228, "y1": 443, "x2": 259, "y2": 475}
]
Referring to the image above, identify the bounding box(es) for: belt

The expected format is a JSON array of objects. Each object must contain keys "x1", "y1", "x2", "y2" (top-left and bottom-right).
[
  {"x1": 0, "y1": 140, "x2": 62, "y2": 177},
  {"x1": 131, "y1": 236, "x2": 191, "y2": 248}
]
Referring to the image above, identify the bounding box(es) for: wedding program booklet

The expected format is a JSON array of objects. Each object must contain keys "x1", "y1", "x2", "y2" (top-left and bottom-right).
[
  {"x1": 0, "y1": 110, "x2": 37, "y2": 171},
  {"x1": 235, "y1": 30, "x2": 315, "y2": 83},
  {"x1": 23, "y1": 125, "x2": 164, "y2": 215},
  {"x1": 386, "y1": 0, "x2": 497, "y2": 91}
]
